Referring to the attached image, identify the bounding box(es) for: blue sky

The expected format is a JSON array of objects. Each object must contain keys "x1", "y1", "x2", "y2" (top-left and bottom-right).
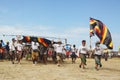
[{"x1": 0, "y1": 0, "x2": 120, "y2": 50}]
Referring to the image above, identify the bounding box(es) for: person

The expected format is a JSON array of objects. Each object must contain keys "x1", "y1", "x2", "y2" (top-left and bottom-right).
[
  {"x1": 0, "y1": 40, "x2": 5, "y2": 59},
  {"x1": 65, "y1": 44, "x2": 71, "y2": 59},
  {"x1": 9, "y1": 38, "x2": 17, "y2": 64},
  {"x1": 71, "y1": 44, "x2": 77, "y2": 63},
  {"x1": 93, "y1": 41, "x2": 103, "y2": 70},
  {"x1": 31, "y1": 39, "x2": 39, "y2": 65},
  {"x1": 47, "y1": 44, "x2": 54, "y2": 59},
  {"x1": 0, "y1": 40, "x2": 2, "y2": 47},
  {"x1": 78, "y1": 40, "x2": 88, "y2": 69},
  {"x1": 0, "y1": 40, "x2": 6, "y2": 47},
  {"x1": 0, "y1": 44, "x2": 4, "y2": 61},
  {"x1": 53, "y1": 40, "x2": 64, "y2": 66},
  {"x1": 39, "y1": 44, "x2": 48, "y2": 64},
  {"x1": 5, "y1": 42, "x2": 10, "y2": 60},
  {"x1": 16, "y1": 40, "x2": 23, "y2": 64},
  {"x1": 104, "y1": 48, "x2": 108, "y2": 61}
]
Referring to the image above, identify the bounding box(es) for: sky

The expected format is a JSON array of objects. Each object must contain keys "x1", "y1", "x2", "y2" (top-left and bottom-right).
[{"x1": 0, "y1": 0, "x2": 120, "y2": 51}]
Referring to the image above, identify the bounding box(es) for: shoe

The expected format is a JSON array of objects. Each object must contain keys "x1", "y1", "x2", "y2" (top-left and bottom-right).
[
  {"x1": 35, "y1": 61, "x2": 37, "y2": 64},
  {"x1": 12, "y1": 62, "x2": 14, "y2": 64},
  {"x1": 100, "y1": 64, "x2": 102, "y2": 67},
  {"x1": 79, "y1": 65, "x2": 81, "y2": 68},
  {"x1": 57, "y1": 64, "x2": 60, "y2": 67}
]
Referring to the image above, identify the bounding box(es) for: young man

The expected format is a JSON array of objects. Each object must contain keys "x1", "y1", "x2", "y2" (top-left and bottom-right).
[
  {"x1": 16, "y1": 40, "x2": 23, "y2": 64},
  {"x1": 104, "y1": 48, "x2": 108, "y2": 61},
  {"x1": 10, "y1": 38, "x2": 17, "y2": 64},
  {"x1": 71, "y1": 44, "x2": 77, "y2": 64},
  {"x1": 93, "y1": 41, "x2": 103, "y2": 70},
  {"x1": 0, "y1": 44, "x2": 4, "y2": 60},
  {"x1": 5, "y1": 42, "x2": 10, "y2": 60},
  {"x1": 53, "y1": 40, "x2": 64, "y2": 66},
  {"x1": 78, "y1": 40, "x2": 88, "y2": 69},
  {"x1": 31, "y1": 39, "x2": 39, "y2": 65}
]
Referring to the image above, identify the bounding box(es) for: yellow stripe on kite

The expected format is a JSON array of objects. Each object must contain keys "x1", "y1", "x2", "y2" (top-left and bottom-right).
[
  {"x1": 94, "y1": 26, "x2": 101, "y2": 34},
  {"x1": 38, "y1": 38, "x2": 42, "y2": 43},
  {"x1": 109, "y1": 41, "x2": 113, "y2": 48}
]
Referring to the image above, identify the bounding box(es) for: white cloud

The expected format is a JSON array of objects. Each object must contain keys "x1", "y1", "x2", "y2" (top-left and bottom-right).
[
  {"x1": 69, "y1": 27, "x2": 89, "y2": 34},
  {"x1": 0, "y1": 25, "x2": 23, "y2": 34},
  {"x1": 65, "y1": 27, "x2": 89, "y2": 37},
  {"x1": 0, "y1": 25, "x2": 89, "y2": 39},
  {"x1": 0, "y1": 25, "x2": 63, "y2": 38}
]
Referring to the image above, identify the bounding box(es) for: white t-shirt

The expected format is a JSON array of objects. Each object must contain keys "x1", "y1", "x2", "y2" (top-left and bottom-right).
[
  {"x1": 71, "y1": 47, "x2": 77, "y2": 53},
  {"x1": 78, "y1": 45, "x2": 88, "y2": 54},
  {"x1": 94, "y1": 46, "x2": 103, "y2": 55},
  {"x1": 10, "y1": 42, "x2": 17, "y2": 51},
  {"x1": 17, "y1": 43, "x2": 23, "y2": 51},
  {"x1": 53, "y1": 44, "x2": 63, "y2": 53},
  {"x1": 31, "y1": 42, "x2": 39, "y2": 50}
]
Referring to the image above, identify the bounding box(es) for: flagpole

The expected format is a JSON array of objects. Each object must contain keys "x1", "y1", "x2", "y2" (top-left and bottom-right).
[
  {"x1": 90, "y1": 37, "x2": 92, "y2": 49},
  {"x1": 89, "y1": 36, "x2": 93, "y2": 58},
  {"x1": 89, "y1": 17, "x2": 92, "y2": 50}
]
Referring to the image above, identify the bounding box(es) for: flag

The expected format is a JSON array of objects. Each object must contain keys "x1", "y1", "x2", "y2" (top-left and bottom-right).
[
  {"x1": 22, "y1": 36, "x2": 31, "y2": 42},
  {"x1": 90, "y1": 18, "x2": 113, "y2": 49},
  {"x1": 38, "y1": 37, "x2": 51, "y2": 47},
  {"x1": 22, "y1": 36, "x2": 51, "y2": 47}
]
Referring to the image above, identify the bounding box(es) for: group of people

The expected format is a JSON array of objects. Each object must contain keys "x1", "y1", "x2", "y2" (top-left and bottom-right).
[
  {"x1": 53, "y1": 39, "x2": 105, "y2": 70},
  {"x1": 0, "y1": 38, "x2": 23, "y2": 64},
  {"x1": 78, "y1": 40, "x2": 105, "y2": 70},
  {"x1": 0, "y1": 38, "x2": 107, "y2": 70}
]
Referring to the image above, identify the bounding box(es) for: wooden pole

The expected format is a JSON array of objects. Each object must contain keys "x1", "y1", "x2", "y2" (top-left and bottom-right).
[
  {"x1": 90, "y1": 37, "x2": 92, "y2": 49},
  {"x1": 89, "y1": 37, "x2": 93, "y2": 58}
]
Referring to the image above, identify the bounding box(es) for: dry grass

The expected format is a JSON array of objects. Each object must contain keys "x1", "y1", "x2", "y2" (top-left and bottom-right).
[{"x1": 0, "y1": 58, "x2": 120, "y2": 80}]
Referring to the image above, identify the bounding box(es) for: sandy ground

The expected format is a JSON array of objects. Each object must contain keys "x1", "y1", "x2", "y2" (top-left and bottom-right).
[{"x1": 0, "y1": 58, "x2": 120, "y2": 80}]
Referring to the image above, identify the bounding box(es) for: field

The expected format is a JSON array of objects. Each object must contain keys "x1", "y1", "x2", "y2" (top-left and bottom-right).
[{"x1": 0, "y1": 58, "x2": 120, "y2": 80}]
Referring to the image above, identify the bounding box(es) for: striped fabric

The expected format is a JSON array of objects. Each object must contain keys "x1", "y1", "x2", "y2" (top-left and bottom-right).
[
  {"x1": 90, "y1": 18, "x2": 113, "y2": 49},
  {"x1": 22, "y1": 36, "x2": 51, "y2": 47}
]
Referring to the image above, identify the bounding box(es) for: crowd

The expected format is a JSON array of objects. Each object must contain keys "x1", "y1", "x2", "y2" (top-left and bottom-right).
[{"x1": 0, "y1": 38, "x2": 109, "y2": 71}]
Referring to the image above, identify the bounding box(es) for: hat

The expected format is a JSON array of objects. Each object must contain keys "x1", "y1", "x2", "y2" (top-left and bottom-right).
[{"x1": 58, "y1": 39, "x2": 62, "y2": 44}]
